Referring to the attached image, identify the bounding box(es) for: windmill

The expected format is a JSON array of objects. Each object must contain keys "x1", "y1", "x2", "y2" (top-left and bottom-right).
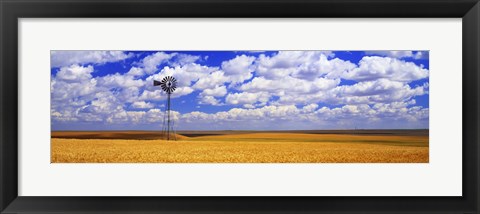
[{"x1": 153, "y1": 76, "x2": 177, "y2": 141}]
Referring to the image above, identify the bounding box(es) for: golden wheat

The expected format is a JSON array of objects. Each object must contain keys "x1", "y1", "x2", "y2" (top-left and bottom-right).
[{"x1": 51, "y1": 133, "x2": 428, "y2": 163}]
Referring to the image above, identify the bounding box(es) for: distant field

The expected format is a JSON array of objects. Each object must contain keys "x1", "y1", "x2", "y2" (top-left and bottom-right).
[
  {"x1": 52, "y1": 129, "x2": 428, "y2": 139},
  {"x1": 51, "y1": 131, "x2": 429, "y2": 163},
  {"x1": 52, "y1": 131, "x2": 188, "y2": 140}
]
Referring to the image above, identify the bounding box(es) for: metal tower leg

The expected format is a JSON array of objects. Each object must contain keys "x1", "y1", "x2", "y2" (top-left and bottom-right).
[{"x1": 167, "y1": 93, "x2": 171, "y2": 140}]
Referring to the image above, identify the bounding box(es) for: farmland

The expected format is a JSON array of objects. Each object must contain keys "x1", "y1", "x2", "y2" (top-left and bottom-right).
[{"x1": 51, "y1": 130, "x2": 428, "y2": 163}]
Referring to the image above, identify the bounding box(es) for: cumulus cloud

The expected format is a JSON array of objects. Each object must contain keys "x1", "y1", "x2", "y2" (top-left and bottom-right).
[
  {"x1": 364, "y1": 51, "x2": 429, "y2": 60},
  {"x1": 232, "y1": 51, "x2": 354, "y2": 106},
  {"x1": 199, "y1": 96, "x2": 222, "y2": 106},
  {"x1": 126, "y1": 67, "x2": 144, "y2": 76},
  {"x1": 331, "y1": 78, "x2": 427, "y2": 102},
  {"x1": 141, "y1": 52, "x2": 176, "y2": 74},
  {"x1": 56, "y1": 64, "x2": 94, "y2": 82},
  {"x1": 131, "y1": 101, "x2": 154, "y2": 109},
  {"x1": 147, "y1": 63, "x2": 217, "y2": 88},
  {"x1": 302, "y1": 103, "x2": 319, "y2": 113},
  {"x1": 414, "y1": 51, "x2": 429, "y2": 59},
  {"x1": 200, "y1": 85, "x2": 227, "y2": 97},
  {"x1": 255, "y1": 51, "x2": 344, "y2": 79},
  {"x1": 343, "y1": 56, "x2": 429, "y2": 82},
  {"x1": 235, "y1": 53, "x2": 429, "y2": 106},
  {"x1": 97, "y1": 73, "x2": 145, "y2": 88},
  {"x1": 178, "y1": 103, "x2": 428, "y2": 130},
  {"x1": 51, "y1": 66, "x2": 98, "y2": 104},
  {"x1": 240, "y1": 76, "x2": 340, "y2": 95},
  {"x1": 221, "y1": 54, "x2": 256, "y2": 84},
  {"x1": 139, "y1": 86, "x2": 194, "y2": 101},
  {"x1": 182, "y1": 105, "x2": 299, "y2": 123},
  {"x1": 170, "y1": 54, "x2": 201, "y2": 66},
  {"x1": 271, "y1": 79, "x2": 427, "y2": 106},
  {"x1": 127, "y1": 52, "x2": 203, "y2": 77},
  {"x1": 51, "y1": 50, "x2": 429, "y2": 130},
  {"x1": 225, "y1": 92, "x2": 270, "y2": 106},
  {"x1": 127, "y1": 52, "x2": 177, "y2": 77},
  {"x1": 51, "y1": 51, "x2": 133, "y2": 68},
  {"x1": 364, "y1": 51, "x2": 415, "y2": 59},
  {"x1": 192, "y1": 71, "x2": 227, "y2": 90}
]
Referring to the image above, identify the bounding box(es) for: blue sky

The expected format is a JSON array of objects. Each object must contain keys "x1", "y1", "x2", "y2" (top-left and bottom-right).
[{"x1": 50, "y1": 50, "x2": 429, "y2": 131}]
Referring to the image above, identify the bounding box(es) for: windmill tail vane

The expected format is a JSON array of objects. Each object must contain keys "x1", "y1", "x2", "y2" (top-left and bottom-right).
[
  {"x1": 153, "y1": 80, "x2": 161, "y2": 86},
  {"x1": 153, "y1": 76, "x2": 178, "y2": 141}
]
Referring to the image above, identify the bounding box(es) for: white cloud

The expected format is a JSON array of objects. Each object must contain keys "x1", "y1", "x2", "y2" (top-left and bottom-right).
[
  {"x1": 170, "y1": 54, "x2": 201, "y2": 66},
  {"x1": 126, "y1": 67, "x2": 144, "y2": 76},
  {"x1": 51, "y1": 75, "x2": 97, "y2": 102},
  {"x1": 52, "y1": 64, "x2": 147, "y2": 125},
  {"x1": 239, "y1": 76, "x2": 340, "y2": 95},
  {"x1": 141, "y1": 52, "x2": 176, "y2": 74},
  {"x1": 200, "y1": 85, "x2": 227, "y2": 97},
  {"x1": 97, "y1": 73, "x2": 145, "y2": 88},
  {"x1": 333, "y1": 79, "x2": 406, "y2": 96},
  {"x1": 51, "y1": 109, "x2": 80, "y2": 122},
  {"x1": 314, "y1": 101, "x2": 428, "y2": 123},
  {"x1": 51, "y1": 51, "x2": 429, "y2": 130},
  {"x1": 192, "y1": 71, "x2": 228, "y2": 90},
  {"x1": 414, "y1": 51, "x2": 429, "y2": 59},
  {"x1": 225, "y1": 92, "x2": 270, "y2": 106},
  {"x1": 117, "y1": 86, "x2": 141, "y2": 103},
  {"x1": 138, "y1": 90, "x2": 164, "y2": 101},
  {"x1": 127, "y1": 111, "x2": 147, "y2": 123},
  {"x1": 343, "y1": 56, "x2": 429, "y2": 82},
  {"x1": 292, "y1": 54, "x2": 356, "y2": 79},
  {"x1": 364, "y1": 51, "x2": 414, "y2": 59},
  {"x1": 269, "y1": 78, "x2": 427, "y2": 106},
  {"x1": 144, "y1": 109, "x2": 164, "y2": 123},
  {"x1": 130, "y1": 52, "x2": 205, "y2": 76},
  {"x1": 255, "y1": 51, "x2": 342, "y2": 79},
  {"x1": 243, "y1": 104, "x2": 256, "y2": 109},
  {"x1": 179, "y1": 103, "x2": 428, "y2": 130},
  {"x1": 139, "y1": 86, "x2": 194, "y2": 101},
  {"x1": 221, "y1": 55, "x2": 256, "y2": 84},
  {"x1": 131, "y1": 101, "x2": 154, "y2": 109},
  {"x1": 302, "y1": 103, "x2": 319, "y2": 113},
  {"x1": 147, "y1": 63, "x2": 217, "y2": 89},
  {"x1": 56, "y1": 64, "x2": 94, "y2": 82},
  {"x1": 364, "y1": 51, "x2": 429, "y2": 60},
  {"x1": 199, "y1": 96, "x2": 222, "y2": 106},
  {"x1": 51, "y1": 51, "x2": 133, "y2": 68},
  {"x1": 94, "y1": 73, "x2": 145, "y2": 103},
  {"x1": 90, "y1": 91, "x2": 122, "y2": 113}
]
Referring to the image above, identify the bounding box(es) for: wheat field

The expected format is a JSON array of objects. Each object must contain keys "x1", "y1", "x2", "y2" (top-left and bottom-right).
[{"x1": 51, "y1": 133, "x2": 428, "y2": 163}]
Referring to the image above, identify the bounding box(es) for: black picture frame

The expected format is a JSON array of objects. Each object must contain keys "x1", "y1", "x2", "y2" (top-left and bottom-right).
[{"x1": 1, "y1": 0, "x2": 479, "y2": 213}]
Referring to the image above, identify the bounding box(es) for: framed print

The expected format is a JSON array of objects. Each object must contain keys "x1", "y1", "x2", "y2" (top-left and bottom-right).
[
  {"x1": 1, "y1": 0, "x2": 479, "y2": 213},
  {"x1": 48, "y1": 50, "x2": 430, "y2": 164}
]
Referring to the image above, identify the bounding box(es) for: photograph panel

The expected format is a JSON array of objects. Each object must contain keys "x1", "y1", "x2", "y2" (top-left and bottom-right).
[{"x1": 50, "y1": 50, "x2": 429, "y2": 163}]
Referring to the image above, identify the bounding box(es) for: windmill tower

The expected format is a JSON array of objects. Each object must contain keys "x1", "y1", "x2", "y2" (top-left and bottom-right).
[{"x1": 153, "y1": 76, "x2": 177, "y2": 141}]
